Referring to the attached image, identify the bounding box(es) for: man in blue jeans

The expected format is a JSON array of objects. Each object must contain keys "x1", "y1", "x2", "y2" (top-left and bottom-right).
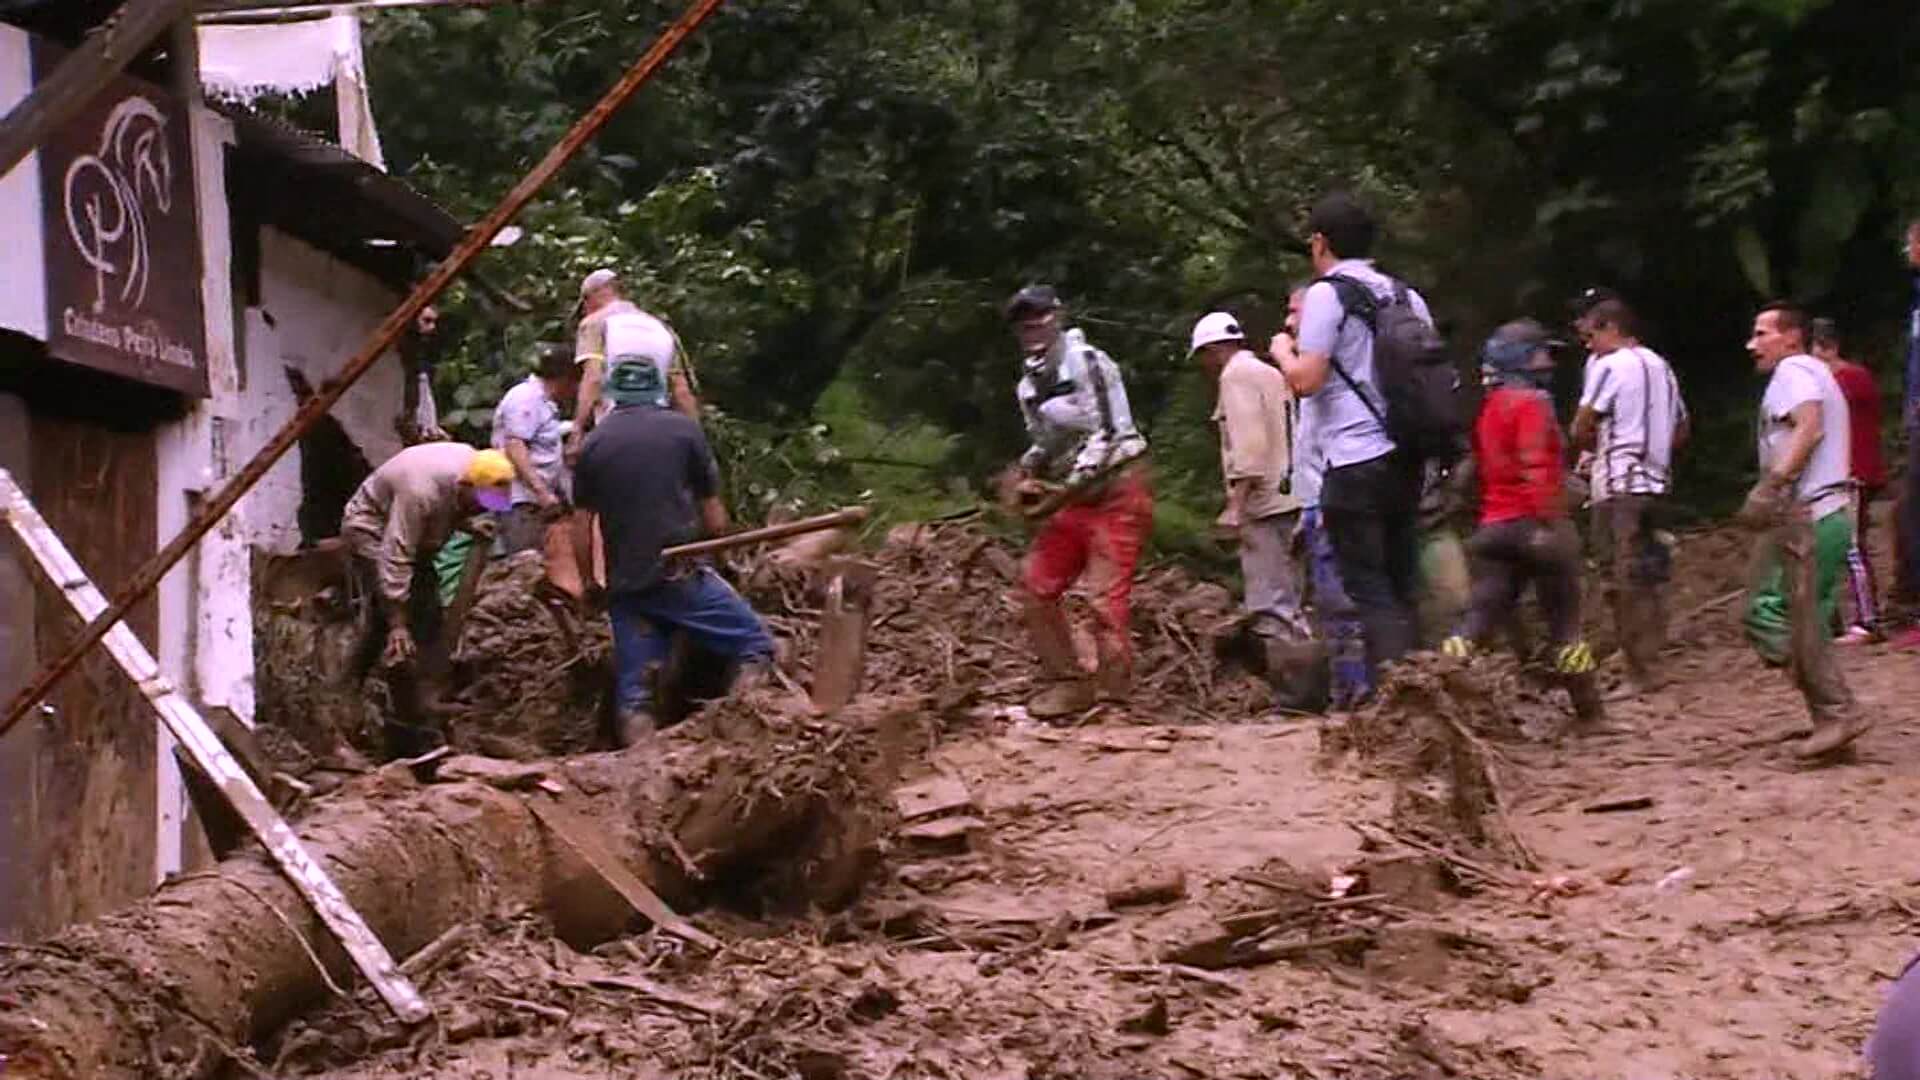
[{"x1": 572, "y1": 364, "x2": 774, "y2": 745}]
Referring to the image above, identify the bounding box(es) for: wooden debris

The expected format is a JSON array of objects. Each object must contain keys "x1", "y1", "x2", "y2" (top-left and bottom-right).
[
  {"x1": 437, "y1": 756, "x2": 554, "y2": 791},
  {"x1": 0, "y1": 469, "x2": 431, "y2": 1024},
  {"x1": 1106, "y1": 863, "x2": 1189, "y2": 909},
  {"x1": 1117, "y1": 996, "x2": 1171, "y2": 1036},
  {"x1": 892, "y1": 774, "x2": 975, "y2": 821},
  {"x1": 487, "y1": 995, "x2": 569, "y2": 1024},
  {"x1": 527, "y1": 793, "x2": 719, "y2": 951},
  {"x1": 1582, "y1": 794, "x2": 1657, "y2": 814},
  {"x1": 810, "y1": 559, "x2": 877, "y2": 713},
  {"x1": 1363, "y1": 925, "x2": 1452, "y2": 986},
  {"x1": 400, "y1": 922, "x2": 474, "y2": 979},
  {"x1": 582, "y1": 973, "x2": 723, "y2": 1016},
  {"x1": 1355, "y1": 853, "x2": 1450, "y2": 912},
  {"x1": 899, "y1": 815, "x2": 986, "y2": 852}
]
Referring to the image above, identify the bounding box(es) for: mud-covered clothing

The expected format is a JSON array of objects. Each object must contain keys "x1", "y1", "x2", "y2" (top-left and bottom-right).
[
  {"x1": 1214, "y1": 349, "x2": 1301, "y2": 519},
  {"x1": 1239, "y1": 510, "x2": 1310, "y2": 643},
  {"x1": 1302, "y1": 507, "x2": 1369, "y2": 708},
  {"x1": 1746, "y1": 508, "x2": 1852, "y2": 664},
  {"x1": 1022, "y1": 466, "x2": 1153, "y2": 673},
  {"x1": 1016, "y1": 328, "x2": 1148, "y2": 490},
  {"x1": 1744, "y1": 511, "x2": 1861, "y2": 727},
  {"x1": 1591, "y1": 494, "x2": 1672, "y2": 688},
  {"x1": 341, "y1": 442, "x2": 477, "y2": 607},
  {"x1": 1323, "y1": 452, "x2": 1421, "y2": 678},
  {"x1": 608, "y1": 569, "x2": 773, "y2": 714},
  {"x1": 1459, "y1": 519, "x2": 1584, "y2": 649},
  {"x1": 1472, "y1": 385, "x2": 1565, "y2": 525}
]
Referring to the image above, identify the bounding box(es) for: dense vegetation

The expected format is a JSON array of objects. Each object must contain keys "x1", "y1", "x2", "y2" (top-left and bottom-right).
[{"x1": 361, "y1": 0, "x2": 1920, "y2": 549}]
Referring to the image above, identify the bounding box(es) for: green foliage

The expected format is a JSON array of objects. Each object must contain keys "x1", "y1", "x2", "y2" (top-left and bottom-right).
[{"x1": 357, "y1": 0, "x2": 1920, "y2": 544}]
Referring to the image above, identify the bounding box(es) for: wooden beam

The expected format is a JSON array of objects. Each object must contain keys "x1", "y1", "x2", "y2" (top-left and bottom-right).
[
  {"x1": 0, "y1": 468, "x2": 432, "y2": 1024},
  {"x1": 0, "y1": 0, "x2": 202, "y2": 184}
]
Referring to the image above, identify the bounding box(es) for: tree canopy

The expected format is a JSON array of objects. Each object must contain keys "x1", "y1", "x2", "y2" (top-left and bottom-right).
[{"x1": 356, "y1": 0, "x2": 1920, "y2": 535}]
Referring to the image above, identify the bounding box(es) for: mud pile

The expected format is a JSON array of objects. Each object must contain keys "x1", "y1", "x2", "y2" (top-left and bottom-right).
[
  {"x1": 745, "y1": 518, "x2": 1267, "y2": 723},
  {"x1": 1328, "y1": 652, "x2": 1560, "y2": 868}
]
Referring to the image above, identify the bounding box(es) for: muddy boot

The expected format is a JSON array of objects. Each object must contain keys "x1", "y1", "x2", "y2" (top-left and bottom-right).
[
  {"x1": 729, "y1": 655, "x2": 774, "y2": 695},
  {"x1": 1265, "y1": 639, "x2": 1329, "y2": 714},
  {"x1": 1565, "y1": 672, "x2": 1607, "y2": 727},
  {"x1": 614, "y1": 707, "x2": 659, "y2": 748},
  {"x1": 1029, "y1": 678, "x2": 1096, "y2": 719},
  {"x1": 1094, "y1": 655, "x2": 1131, "y2": 705},
  {"x1": 1022, "y1": 593, "x2": 1093, "y2": 719},
  {"x1": 1794, "y1": 712, "x2": 1870, "y2": 760}
]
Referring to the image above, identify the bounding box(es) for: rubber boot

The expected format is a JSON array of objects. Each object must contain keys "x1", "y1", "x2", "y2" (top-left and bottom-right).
[
  {"x1": 1022, "y1": 594, "x2": 1094, "y2": 719},
  {"x1": 1795, "y1": 711, "x2": 1870, "y2": 760},
  {"x1": 1265, "y1": 638, "x2": 1329, "y2": 714},
  {"x1": 1565, "y1": 672, "x2": 1606, "y2": 726},
  {"x1": 1094, "y1": 639, "x2": 1132, "y2": 705},
  {"x1": 614, "y1": 707, "x2": 659, "y2": 748}
]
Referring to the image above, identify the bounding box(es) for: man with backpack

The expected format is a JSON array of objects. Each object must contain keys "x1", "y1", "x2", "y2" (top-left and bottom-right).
[
  {"x1": 1276, "y1": 192, "x2": 1454, "y2": 687},
  {"x1": 1570, "y1": 298, "x2": 1688, "y2": 695}
]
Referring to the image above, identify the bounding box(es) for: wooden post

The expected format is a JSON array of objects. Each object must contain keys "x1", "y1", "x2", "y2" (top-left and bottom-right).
[
  {"x1": 809, "y1": 558, "x2": 876, "y2": 713},
  {"x1": 0, "y1": 0, "x2": 202, "y2": 182},
  {"x1": 0, "y1": 468, "x2": 432, "y2": 1024}
]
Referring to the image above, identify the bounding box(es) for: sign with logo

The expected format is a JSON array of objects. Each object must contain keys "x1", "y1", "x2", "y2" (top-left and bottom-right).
[{"x1": 33, "y1": 40, "x2": 207, "y2": 396}]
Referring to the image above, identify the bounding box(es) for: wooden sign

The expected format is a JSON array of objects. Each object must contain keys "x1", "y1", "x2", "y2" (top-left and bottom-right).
[{"x1": 33, "y1": 39, "x2": 207, "y2": 396}]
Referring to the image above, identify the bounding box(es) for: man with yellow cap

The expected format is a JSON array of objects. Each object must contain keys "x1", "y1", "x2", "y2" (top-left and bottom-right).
[{"x1": 341, "y1": 442, "x2": 514, "y2": 755}]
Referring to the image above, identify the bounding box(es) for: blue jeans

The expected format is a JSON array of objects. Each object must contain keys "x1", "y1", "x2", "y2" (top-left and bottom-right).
[
  {"x1": 1303, "y1": 508, "x2": 1370, "y2": 708},
  {"x1": 607, "y1": 568, "x2": 775, "y2": 713}
]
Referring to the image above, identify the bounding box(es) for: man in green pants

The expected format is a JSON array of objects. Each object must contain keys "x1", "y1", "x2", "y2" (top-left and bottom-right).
[{"x1": 1740, "y1": 301, "x2": 1870, "y2": 761}]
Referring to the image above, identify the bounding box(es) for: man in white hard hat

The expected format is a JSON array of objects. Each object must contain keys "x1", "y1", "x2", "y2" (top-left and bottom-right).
[
  {"x1": 1193, "y1": 311, "x2": 1321, "y2": 711},
  {"x1": 565, "y1": 267, "x2": 700, "y2": 465}
]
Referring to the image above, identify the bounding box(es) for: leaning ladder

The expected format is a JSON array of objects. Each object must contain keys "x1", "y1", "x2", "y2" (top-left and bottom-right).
[{"x1": 0, "y1": 468, "x2": 430, "y2": 1024}]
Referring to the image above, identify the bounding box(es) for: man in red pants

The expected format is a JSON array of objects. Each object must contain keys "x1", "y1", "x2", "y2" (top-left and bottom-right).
[{"x1": 999, "y1": 285, "x2": 1153, "y2": 718}]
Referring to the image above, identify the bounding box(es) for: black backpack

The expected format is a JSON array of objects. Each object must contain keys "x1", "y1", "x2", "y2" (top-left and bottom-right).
[{"x1": 1318, "y1": 273, "x2": 1464, "y2": 463}]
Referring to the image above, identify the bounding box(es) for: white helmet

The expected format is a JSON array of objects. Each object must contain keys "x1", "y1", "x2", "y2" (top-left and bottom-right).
[{"x1": 1189, "y1": 311, "x2": 1244, "y2": 354}]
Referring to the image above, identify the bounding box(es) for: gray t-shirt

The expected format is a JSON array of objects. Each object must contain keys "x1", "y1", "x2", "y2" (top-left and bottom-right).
[
  {"x1": 490, "y1": 375, "x2": 565, "y2": 506},
  {"x1": 1758, "y1": 354, "x2": 1851, "y2": 520},
  {"x1": 1295, "y1": 259, "x2": 1434, "y2": 470}
]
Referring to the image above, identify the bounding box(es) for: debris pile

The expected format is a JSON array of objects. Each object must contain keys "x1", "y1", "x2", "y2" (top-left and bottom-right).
[
  {"x1": 1327, "y1": 653, "x2": 1556, "y2": 869},
  {"x1": 746, "y1": 518, "x2": 1266, "y2": 722}
]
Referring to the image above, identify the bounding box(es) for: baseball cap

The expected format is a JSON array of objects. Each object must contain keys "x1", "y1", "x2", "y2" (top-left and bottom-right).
[
  {"x1": 1004, "y1": 284, "x2": 1062, "y2": 322},
  {"x1": 1569, "y1": 285, "x2": 1619, "y2": 318},
  {"x1": 1189, "y1": 312, "x2": 1245, "y2": 354},
  {"x1": 464, "y1": 448, "x2": 515, "y2": 511},
  {"x1": 1480, "y1": 318, "x2": 1564, "y2": 373},
  {"x1": 579, "y1": 268, "x2": 619, "y2": 300}
]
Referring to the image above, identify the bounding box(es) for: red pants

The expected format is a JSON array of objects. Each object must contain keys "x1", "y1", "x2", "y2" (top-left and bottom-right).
[{"x1": 1021, "y1": 469, "x2": 1153, "y2": 672}]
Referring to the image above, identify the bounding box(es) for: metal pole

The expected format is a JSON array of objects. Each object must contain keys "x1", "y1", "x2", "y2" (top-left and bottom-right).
[{"x1": 1, "y1": 0, "x2": 729, "y2": 737}]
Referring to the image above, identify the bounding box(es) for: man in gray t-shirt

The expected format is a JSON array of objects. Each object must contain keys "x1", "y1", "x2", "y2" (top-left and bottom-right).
[
  {"x1": 490, "y1": 344, "x2": 578, "y2": 554},
  {"x1": 1739, "y1": 300, "x2": 1870, "y2": 761},
  {"x1": 1274, "y1": 192, "x2": 1432, "y2": 682}
]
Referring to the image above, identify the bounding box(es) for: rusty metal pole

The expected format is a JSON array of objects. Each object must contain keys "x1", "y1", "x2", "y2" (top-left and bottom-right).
[{"x1": 1, "y1": 0, "x2": 728, "y2": 737}]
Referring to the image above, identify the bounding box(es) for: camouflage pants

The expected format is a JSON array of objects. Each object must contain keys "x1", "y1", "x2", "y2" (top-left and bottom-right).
[{"x1": 1747, "y1": 512, "x2": 1860, "y2": 727}]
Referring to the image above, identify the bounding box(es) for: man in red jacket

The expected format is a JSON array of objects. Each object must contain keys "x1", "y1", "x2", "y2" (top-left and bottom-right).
[
  {"x1": 1442, "y1": 320, "x2": 1603, "y2": 723},
  {"x1": 1811, "y1": 318, "x2": 1886, "y2": 642}
]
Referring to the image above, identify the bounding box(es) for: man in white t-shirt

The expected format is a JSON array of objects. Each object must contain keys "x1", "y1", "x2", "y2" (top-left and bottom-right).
[
  {"x1": 1571, "y1": 298, "x2": 1688, "y2": 693},
  {"x1": 565, "y1": 268, "x2": 700, "y2": 464},
  {"x1": 1739, "y1": 301, "x2": 1869, "y2": 761}
]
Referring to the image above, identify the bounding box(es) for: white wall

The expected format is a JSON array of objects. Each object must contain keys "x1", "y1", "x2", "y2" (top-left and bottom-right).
[
  {"x1": 0, "y1": 26, "x2": 49, "y2": 342},
  {"x1": 238, "y1": 227, "x2": 407, "y2": 556}
]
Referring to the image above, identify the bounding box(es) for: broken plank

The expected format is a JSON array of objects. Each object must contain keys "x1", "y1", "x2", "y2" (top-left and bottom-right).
[
  {"x1": 0, "y1": 468, "x2": 431, "y2": 1024},
  {"x1": 899, "y1": 815, "x2": 986, "y2": 843},
  {"x1": 1582, "y1": 794, "x2": 1656, "y2": 814},
  {"x1": 892, "y1": 774, "x2": 974, "y2": 821},
  {"x1": 527, "y1": 792, "x2": 719, "y2": 951}
]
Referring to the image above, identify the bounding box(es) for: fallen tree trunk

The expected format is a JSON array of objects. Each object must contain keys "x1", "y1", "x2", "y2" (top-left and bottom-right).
[{"x1": 0, "y1": 698, "x2": 920, "y2": 1080}]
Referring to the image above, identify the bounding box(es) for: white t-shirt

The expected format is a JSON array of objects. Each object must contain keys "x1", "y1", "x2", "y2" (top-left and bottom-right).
[
  {"x1": 1578, "y1": 345, "x2": 1686, "y2": 500},
  {"x1": 1758, "y1": 354, "x2": 1851, "y2": 520}
]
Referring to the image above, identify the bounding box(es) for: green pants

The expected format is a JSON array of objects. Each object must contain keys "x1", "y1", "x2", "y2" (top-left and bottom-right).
[{"x1": 1744, "y1": 509, "x2": 1850, "y2": 666}]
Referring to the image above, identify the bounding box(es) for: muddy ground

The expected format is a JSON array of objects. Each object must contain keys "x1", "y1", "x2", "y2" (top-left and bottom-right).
[{"x1": 228, "y1": 517, "x2": 1917, "y2": 1078}]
